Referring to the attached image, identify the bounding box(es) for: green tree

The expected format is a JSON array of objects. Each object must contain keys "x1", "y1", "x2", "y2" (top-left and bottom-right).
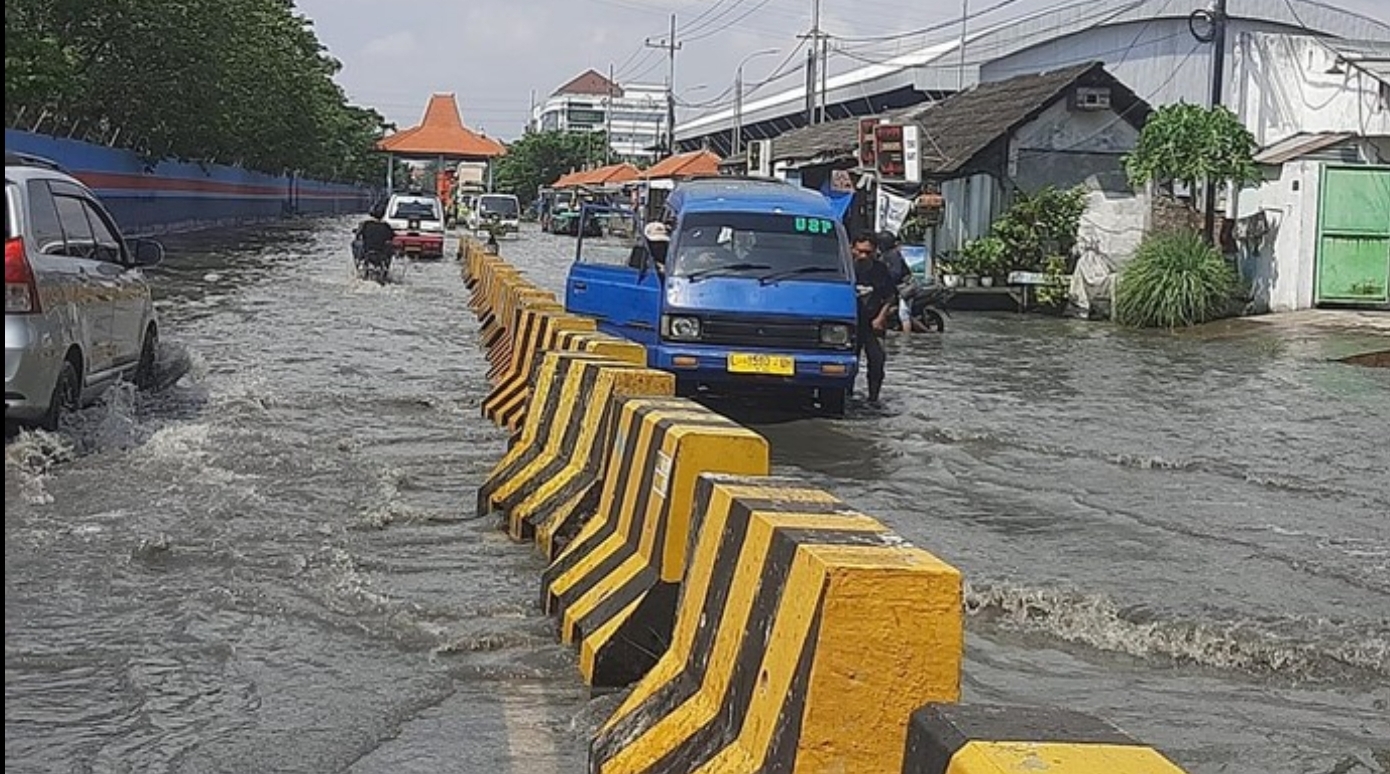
[
  {"x1": 4, "y1": 0, "x2": 391, "y2": 183},
  {"x1": 1123, "y1": 103, "x2": 1259, "y2": 208},
  {"x1": 493, "y1": 130, "x2": 611, "y2": 206}
]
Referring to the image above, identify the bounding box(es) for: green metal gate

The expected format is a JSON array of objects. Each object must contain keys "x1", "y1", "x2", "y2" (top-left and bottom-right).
[{"x1": 1316, "y1": 165, "x2": 1390, "y2": 306}]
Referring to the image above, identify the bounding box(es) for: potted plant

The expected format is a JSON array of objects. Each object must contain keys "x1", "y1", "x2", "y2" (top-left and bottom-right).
[
  {"x1": 937, "y1": 259, "x2": 961, "y2": 288},
  {"x1": 959, "y1": 236, "x2": 1005, "y2": 288}
]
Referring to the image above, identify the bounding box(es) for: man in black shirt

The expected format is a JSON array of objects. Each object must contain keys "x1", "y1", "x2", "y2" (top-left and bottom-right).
[
  {"x1": 852, "y1": 232, "x2": 896, "y2": 404},
  {"x1": 355, "y1": 203, "x2": 396, "y2": 268}
]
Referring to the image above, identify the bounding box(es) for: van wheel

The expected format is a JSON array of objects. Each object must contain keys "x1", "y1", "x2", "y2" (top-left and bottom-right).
[
  {"x1": 42, "y1": 361, "x2": 80, "y2": 431},
  {"x1": 135, "y1": 327, "x2": 159, "y2": 390}
]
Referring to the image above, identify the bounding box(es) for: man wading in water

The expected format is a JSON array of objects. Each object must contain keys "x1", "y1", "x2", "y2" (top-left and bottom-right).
[{"x1": 851, "y1": 232, "x2": 896, "y2": 405}]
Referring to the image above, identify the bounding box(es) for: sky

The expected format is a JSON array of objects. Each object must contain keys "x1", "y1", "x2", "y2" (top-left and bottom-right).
[{"x1": 297, "y1": 0, "x2": 1390, "y2": 142}]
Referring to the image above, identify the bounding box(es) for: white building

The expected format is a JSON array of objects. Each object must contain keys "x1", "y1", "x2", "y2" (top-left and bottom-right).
[
  {"x1": 674, "y1": 0, "x2": 1389, "y2": 155},
  {"x1": 1231, "y1": 34, "x2": 1390, "y2": 313},
  {"x1": 531, "y1": 70, "x2": 667, "y2": 162}
]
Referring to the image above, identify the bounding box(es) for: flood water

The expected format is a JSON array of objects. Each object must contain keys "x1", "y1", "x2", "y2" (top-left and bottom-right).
[{"x1": 6, "y1": 218, "x2": 1388, "y2": 774}]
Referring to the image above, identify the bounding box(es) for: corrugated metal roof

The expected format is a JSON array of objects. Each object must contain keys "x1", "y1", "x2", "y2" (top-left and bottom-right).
[
  {"x1": 1254, "y1": 132, "x2": 1356, "y2": 164},
  {"x1": 1322, "y1": 38, "x2": 1390, "y2": 83},
  {"x1": 675, "y1": 0, "x2": 1389, "y2": 141}
]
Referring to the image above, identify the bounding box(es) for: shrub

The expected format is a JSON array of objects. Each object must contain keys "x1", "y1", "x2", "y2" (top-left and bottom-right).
[
  {"x1": 989, "y1": 186, "x2": 1088, "y2": 273},
  {"x1": 1115, "y1": 230, "x2": 1238, "y2": 328}
]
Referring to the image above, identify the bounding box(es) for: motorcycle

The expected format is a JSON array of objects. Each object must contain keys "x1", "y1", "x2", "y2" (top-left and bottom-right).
[
  {"x1": 904, "y1": 283, "x2": 949, "y2": 332},
  {"x1": 351, "y1": 237, "x2": 394, "y2": 285}
]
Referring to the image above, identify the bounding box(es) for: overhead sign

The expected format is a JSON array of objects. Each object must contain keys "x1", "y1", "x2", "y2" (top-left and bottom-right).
[{"x1": 874, "y1": 124, "x2": 921, "y2": 184}]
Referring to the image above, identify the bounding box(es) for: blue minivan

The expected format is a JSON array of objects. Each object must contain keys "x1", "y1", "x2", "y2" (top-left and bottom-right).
[{"x1": 564, "y1": 177, "x2": 859, "y2": 414}]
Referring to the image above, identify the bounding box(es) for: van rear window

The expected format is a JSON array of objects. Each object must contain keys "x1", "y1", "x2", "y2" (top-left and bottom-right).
[
  {"x1": 671, "y1": 212, "x2": 847, "y2": 279},
  {"x1": 391, "y1": 199, "x2": 439, "y2": 220},
  {"x1": 478, "y1": 196, "x2": 518, "y2": 216}
]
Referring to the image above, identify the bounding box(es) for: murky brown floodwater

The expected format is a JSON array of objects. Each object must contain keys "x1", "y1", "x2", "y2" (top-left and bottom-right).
[{"x1": 6, "y1": 217, "x2": 1388, "y2": 774}]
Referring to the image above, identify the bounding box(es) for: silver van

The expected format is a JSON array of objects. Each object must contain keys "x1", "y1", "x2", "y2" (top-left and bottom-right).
[{"x1": 5, "y1": 152, "x2": 164, "y2": 430}]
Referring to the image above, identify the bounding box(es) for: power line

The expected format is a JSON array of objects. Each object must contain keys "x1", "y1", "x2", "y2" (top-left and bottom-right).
[
  {"x1": 682, "y1": 0, "x2": 746, "y2": 38},
  {"x1": 829, "y1": 0, "x2": 1030, "y2": 44},
  {"x1": 685, "y1": 0, "x2": 779, "y2": 43}
]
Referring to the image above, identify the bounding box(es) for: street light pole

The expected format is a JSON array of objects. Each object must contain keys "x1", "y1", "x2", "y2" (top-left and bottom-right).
[{"x1": 733, "y1": 48, "x2": 779, "y2": 158}]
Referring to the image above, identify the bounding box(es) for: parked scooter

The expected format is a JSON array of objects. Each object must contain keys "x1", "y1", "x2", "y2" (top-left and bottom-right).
[{"x1": 905, "y1": 284, "x2": 948, "y2": 332}]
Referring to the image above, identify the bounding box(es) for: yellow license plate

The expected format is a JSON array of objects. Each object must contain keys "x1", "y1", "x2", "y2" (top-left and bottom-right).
[{"x1": 727, "y1": 353, "x2": 795, "y2": 376}]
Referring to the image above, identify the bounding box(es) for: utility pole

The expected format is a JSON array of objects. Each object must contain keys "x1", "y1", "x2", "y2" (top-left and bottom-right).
[
  {"x1": 1202, "y1": 0, "x2": 1228, "y2": 243},
  {"x1": 605, "y1": 63, "x2": 615, "y2": 164},
  {"x1": 819, "y1": 30, "x2": 829, "y2": 122},
  {"x1": 798, "y1": 0, "x2": 823, "y2": 124},
  {"x1": 734, "y1": 67, "x2": 743, "y2": 157},
  {"x1": 734, "y1": 49, "x2": 778, "y2": 158},
  {"x1": 645, "y1": 14, "x2": 681, "y2": 156},
  {"x1": 958, "y1": 0, "x2": 969, "y2": 91}
]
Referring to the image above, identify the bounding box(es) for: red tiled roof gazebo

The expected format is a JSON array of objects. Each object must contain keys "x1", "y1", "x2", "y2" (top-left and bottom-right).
[{"x1": 376, "y1": 93, "x2": 506, "y2": 192}]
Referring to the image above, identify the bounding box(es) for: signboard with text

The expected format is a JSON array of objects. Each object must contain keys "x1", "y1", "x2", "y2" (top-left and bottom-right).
[
  {"x1": 874, "y1": 123, "x2": 921, "y2": 183},
  {"x1": 858, "y1": 118, "x2": 880, "y2": 168}
]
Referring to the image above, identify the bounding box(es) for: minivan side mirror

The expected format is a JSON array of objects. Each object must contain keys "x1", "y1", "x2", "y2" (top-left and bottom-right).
[{"x1": 129, "y1": 238, "x2": 164, "y2": 267}]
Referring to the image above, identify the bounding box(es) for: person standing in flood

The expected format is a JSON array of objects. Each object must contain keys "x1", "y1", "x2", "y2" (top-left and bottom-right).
[{"x1": 851, "y1": 232, "x2": 897, "y2": 404}]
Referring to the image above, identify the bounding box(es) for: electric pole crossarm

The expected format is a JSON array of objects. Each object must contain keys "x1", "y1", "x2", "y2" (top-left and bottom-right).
[{"x1": 644, "y1": 14, "x2": 682, "y2": 156}]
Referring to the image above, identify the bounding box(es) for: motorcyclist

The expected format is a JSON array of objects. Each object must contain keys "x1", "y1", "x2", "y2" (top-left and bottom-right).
[
  {"x1": 877, "y1": 230, "x2": 915, "y2": 333},
  {"x1": 355, "y1": 203, "x2": 396, "y2": 273}
]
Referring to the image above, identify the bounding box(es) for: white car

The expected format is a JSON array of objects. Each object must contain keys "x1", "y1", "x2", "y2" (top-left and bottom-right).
[
  {"x1": 383, "y1": 193, "x2": 445, "y2": 259},
  {"x1": 5, "y1": 152, "x2": 165, "y2": 430},
  {"x1": 467, "y1": 194, "x2": 521, "y2": 238}
]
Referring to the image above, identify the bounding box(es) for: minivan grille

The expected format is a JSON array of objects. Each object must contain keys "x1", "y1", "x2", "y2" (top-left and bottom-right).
[{"x1": 697, "y1": 315, "x2": 832, "y2": 349}]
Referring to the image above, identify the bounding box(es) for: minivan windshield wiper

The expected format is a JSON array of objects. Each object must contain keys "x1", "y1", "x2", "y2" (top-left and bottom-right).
[
  {"x1": 683, "y1": 262, "x2": 772, "y2": 282},
  {"x1": 758, "y1": 265, "x2": 842, "y2": 285}
]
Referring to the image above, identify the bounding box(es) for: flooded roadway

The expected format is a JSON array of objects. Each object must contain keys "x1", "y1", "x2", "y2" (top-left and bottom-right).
[{"x1": 6, "y1": 217, "x2": 1388, "y2": 774}]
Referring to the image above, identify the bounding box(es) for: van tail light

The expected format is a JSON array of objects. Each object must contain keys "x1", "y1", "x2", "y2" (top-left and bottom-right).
[{"x1": 6, "y1": 236, "x2": 42, "y2": 314}]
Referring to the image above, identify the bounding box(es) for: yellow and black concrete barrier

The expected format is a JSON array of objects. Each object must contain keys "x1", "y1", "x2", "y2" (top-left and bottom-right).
[
  {"x1": 541, "y1": 397, "x2": 770, "y2": 688},
  {"x1": 587, "y1": 473, "x2": 964, "y2": 774},
  {"x1": 476, "y1": 352, "x2": 674, "y2": 545},
  {"x1": 902, "y1": 703, "x2": 1188, "y2": 773},
  {"x1": 483, "y1": 306, "x2": 594, "y2": 425}
]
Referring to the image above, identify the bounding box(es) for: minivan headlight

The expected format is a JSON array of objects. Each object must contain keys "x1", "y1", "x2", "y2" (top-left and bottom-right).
[
  {"x1": 662, "y1": 315, "x2": 701, "y2": 341},
  {"x1": 819, "y1": 323, "x2": 851, "y2": 347}
]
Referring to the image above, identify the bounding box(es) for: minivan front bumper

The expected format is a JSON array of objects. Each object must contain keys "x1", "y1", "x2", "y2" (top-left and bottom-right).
[{"x1": 652, "y1": 343, "x2": 857, "y2": 391}]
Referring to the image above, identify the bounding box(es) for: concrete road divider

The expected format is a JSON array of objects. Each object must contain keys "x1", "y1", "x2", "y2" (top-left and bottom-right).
[
  {"x1": 476, "y1": 269, "x2": 528, "y2": 348},
  {"x1": 475, "y1": 354, "x2": 674, "y2": 543},
  {"x1": 540, "y1": 397, "x2": 769, "y2": 688},
  {"x1": 486, "y1": 324, "x2": 647, "y2": 432},
  {"x1": 588, "y1": 473, "x2": 963, "y2": 774},
  {"x1": 902, "y1": 704, "x2": 1188, "y2": 774},
  {"x1": 483, "y1": 304, "x2": 587, "y2": 395},
  {"x1": 484, "y1": 295, "x2": 566, "y2": 388},
  {"x1": 470, "y1": 259, "x2": 520, "y2": 318},
  {"x1": 483, "y1": 283, "x2": 554, "y2": 374}
]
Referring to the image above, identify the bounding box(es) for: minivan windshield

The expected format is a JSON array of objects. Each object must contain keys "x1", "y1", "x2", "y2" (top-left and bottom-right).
[
  {"x1": 478, "y1": 195, "x2": 519, "y2": 217},
  {"x1": 670, "y1": 212, "x2": 847, "y2": 280}
]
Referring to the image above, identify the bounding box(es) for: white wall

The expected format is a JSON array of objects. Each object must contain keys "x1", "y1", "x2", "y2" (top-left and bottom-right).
[
  {"x1": 1236, "y1": 160, "x2": 1322, "y2": 312},
  {"x1": 1236, "y1": 34, "x2": 1390, "y2": 146}
]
